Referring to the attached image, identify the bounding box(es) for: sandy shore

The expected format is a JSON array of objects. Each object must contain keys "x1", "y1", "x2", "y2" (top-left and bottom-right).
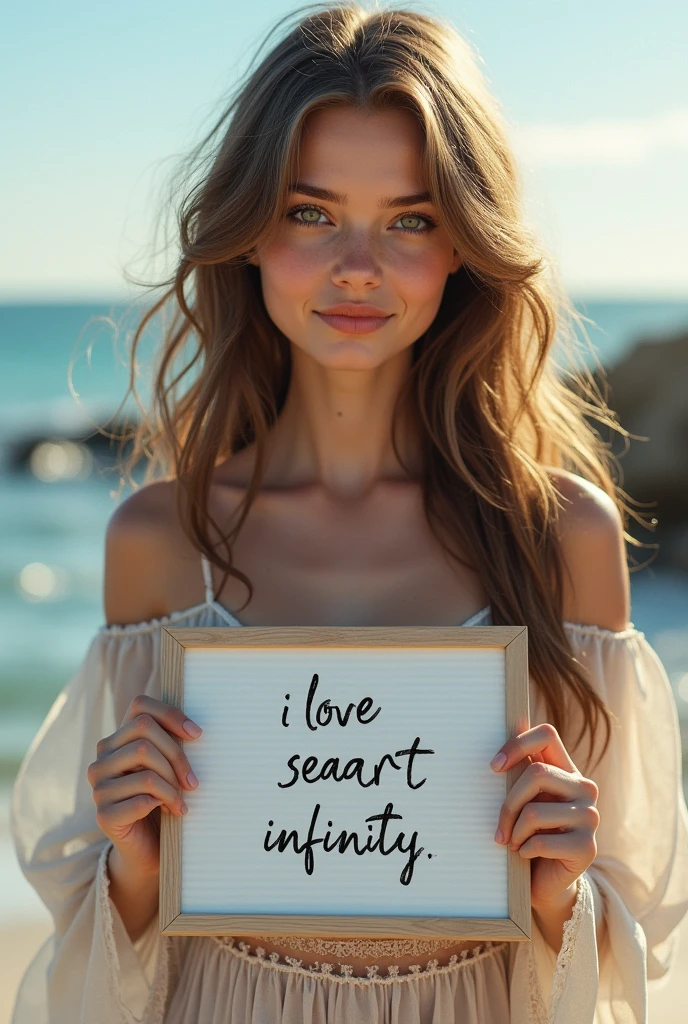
[
  {"x1": 1, "y1": 915, "x2": 52, "y2": 1024},
  {"x1": 1, "y1": 914, "x2": 687, "y2": 1023}
]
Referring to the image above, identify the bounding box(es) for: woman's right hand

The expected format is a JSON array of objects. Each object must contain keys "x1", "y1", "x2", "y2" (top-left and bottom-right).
[{"x1": 87, "y1": 695, "x2": 202, "y2": 876}]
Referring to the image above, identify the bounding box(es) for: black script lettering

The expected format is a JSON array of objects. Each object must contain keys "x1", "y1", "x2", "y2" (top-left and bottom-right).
[
  {"x1": 276, "y1": 750, "x2": 403, "y2": 789},
  {"x1": 275, "y1": 744, "x2": 434, "y2": 790},
  {"x1": 315, "y1": 700, "x2": 333, "y2": 727},
  {"x1": 365, "y1": 803, "x2": 425, "y2": 885},
  {"x1": 394, "y1": 737, "x2": 435, "y2": 790},
  {"x1": 263, "y1": 803, "x2": 425, "y2": 885},
  {"x1": 305, "y1": 674, "x2": 319, "y2": 732},
  {"x1": 303, "y1": 673, "x2": 382, "y2": 731},
  {"x1": 301, "y1": 755, "x2": 320, "y2": 782},
  {"x1": 263, "y1": 803, "x2": 324, "y2": 875},
  {"x1": 277, "y1": 754, "x2": 301, "y2": 789},
  {"x1": 356, "y1": 696, "x2": 381, "y2": 725}
]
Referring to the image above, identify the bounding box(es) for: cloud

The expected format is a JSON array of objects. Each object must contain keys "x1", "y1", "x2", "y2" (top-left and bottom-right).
[{"x1": 511, "y1": 108, "x2": 688, "y2": 166}]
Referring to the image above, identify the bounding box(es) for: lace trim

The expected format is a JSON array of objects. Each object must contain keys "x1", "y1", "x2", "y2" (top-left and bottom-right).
[
  {"x1": 210, "y1": 936, "x2": 508, "y2": 984},
  {"x1": 548, "y1": 873, "x2": 592, "y2": 1015},
  {"x1": 143, "y1": 929, "x2": 171, "y2": 1024},
  {"x1": 97, "y1": 841, "x2": 171, "y2": 1024},
  {"x1": 96, "y1": 601, "x2": 643, "y2": 642},
  {"x1": 563, "y1": 621, "x2": 642, "y2": 641},
  {"x1": 98, "y1": 601, "x2": 218, "y2": 637},
  {"x1": 525, "y1": 939, "x2": 549, "y2": 1024},
  {"x1": 98, "y1": 843, "x2": 123, "y2": 982},
  {"x1": 248, "y1": 934, "x2": 458, "y2": 959},
  {"x1": 522, "y1": 873, "x2": 592, "y2": 1024}
]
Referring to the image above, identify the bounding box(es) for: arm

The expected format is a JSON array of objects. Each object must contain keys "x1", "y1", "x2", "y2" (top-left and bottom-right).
[
  {"x1": 549, "y1": 466, "x2": 631, "y2": 634},
  {"x1": 526, "y1": 471, "x2": 625, "y2": 955},
  {"x1": 504, "y1": 471, "x2": 688, "y2": 1021},
  {"x1": 106, "y1": 846, "x2": 161, "y2": 944},
  {"x1": 527, "y1": 469, "x2": 628, "y2": 959},
  {"x1": 533, "y1": 876, "x2": 607, "y2": 955},
  {"x1": 98, "y1": 492, "x2": 203, "y2": 945},
  {"x1": 10, "y1": 486, "x2": 188, "y2": 1023},
  {"x1": 532, "y1": 881, "x2": 581, "y2": 955}
]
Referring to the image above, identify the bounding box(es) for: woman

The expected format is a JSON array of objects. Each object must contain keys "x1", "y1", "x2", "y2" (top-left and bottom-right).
[{"x1": 11, "y1": 4, "x2": 688, "y2": 1022}]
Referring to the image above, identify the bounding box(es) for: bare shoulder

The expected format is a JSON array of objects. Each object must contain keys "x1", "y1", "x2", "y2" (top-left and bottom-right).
[
  {"x1": 546, "y1": 467, "x2": 630, "y2": 631},
  {"x1": 103, "y1": 480, "x2": 181, "y2": 627}
]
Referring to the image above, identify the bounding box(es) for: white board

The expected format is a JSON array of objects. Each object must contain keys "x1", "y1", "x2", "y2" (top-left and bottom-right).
[{"x1": 179, "y1": 645, "x2": 509, "y2": 919}]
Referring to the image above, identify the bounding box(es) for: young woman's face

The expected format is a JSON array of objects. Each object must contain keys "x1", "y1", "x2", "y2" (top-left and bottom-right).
[{"x1": 251, "y1": 105, "x2": 461, "y2": 370}]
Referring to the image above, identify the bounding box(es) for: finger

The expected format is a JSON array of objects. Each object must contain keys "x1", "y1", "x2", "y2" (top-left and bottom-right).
[
  {"x1": 122, "y1": 695, "x2": 202, "y2": 740},
  {"x1": 516, "y1": 829, "x2": 597, "y2": 866},
  {"x1": 99, "y1": 715, "x2": 199, "y2": 791},
  {"x1": 496, "y1": 761, "x2": 593, "y2": 844},
  {"x1": 90, "y1": 736, "x2": 180, "y2": 792},
  {"x1": 507, "y1": 800, "x2": 600, "y2": 851},
  {"x1": 96, "y1": 793, "x2": 164, "y2": 831},
  {"x1": 93, "y1": 770, "x2": 188, "y2": 817},
  {"x1": 491, "y1": 723, "x2": 577, "y2": 775}
]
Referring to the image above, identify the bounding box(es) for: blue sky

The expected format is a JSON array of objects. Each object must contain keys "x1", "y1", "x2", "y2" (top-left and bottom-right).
[{"x1": 2, "y1": 0, "x2": 687, "y2": 300}]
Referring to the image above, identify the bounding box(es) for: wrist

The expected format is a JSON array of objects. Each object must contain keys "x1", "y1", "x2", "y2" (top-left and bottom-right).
[
  {"x1": 531, "y1": 878, "x2": 579, "y2": 915},
  {"x1": 531, "y1": 879, "x2": 580, "y2": 956},
  {"x1": 108, "y1": 843, "x2": 160, "y2": 885},
  {"x1": 106, "y1": 843, "x2": 160, "y2": 944}
]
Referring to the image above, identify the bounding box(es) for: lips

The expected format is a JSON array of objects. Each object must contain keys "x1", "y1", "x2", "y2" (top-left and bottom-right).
[
  {"x1": 314, "y1": 304, "x2": 393, "y2": 336},
  {"x1": 317, "y1": 304, "x2": 391, "y2": 317}
]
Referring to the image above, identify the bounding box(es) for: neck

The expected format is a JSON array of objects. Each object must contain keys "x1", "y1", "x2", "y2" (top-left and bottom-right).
[{"x1": 263, "y1": 345, "x2": 421, "y2": 500}]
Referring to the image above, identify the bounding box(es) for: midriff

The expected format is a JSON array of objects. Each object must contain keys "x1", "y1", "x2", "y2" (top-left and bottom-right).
[{"x1": 232, "y1": 934, "x2": 490, "y2": 978}]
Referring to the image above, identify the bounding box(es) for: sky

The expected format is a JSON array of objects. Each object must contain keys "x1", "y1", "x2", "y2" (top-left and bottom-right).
[{"x1": 2, "y1": 0, "x2": 687, "y2": 301}]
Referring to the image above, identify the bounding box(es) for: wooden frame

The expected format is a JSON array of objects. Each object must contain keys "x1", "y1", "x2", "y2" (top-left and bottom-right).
[{"x1": 160, "y1": 626, "x2": 530, "y2": 941}]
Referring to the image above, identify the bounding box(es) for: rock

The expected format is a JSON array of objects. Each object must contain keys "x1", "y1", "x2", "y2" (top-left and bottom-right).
[{"x1": 589, "y1": 330, "x2": 688, "y2": 570}]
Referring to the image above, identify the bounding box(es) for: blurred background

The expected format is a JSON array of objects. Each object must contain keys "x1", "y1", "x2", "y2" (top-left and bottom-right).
[{"x1": 1, "y1": 2, "x2": 687, "y2": 1020}]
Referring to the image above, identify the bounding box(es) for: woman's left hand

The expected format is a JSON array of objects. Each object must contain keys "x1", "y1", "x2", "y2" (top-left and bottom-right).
[{"x1": 490, "y1": 722, "x2": 600, "y2": 910}]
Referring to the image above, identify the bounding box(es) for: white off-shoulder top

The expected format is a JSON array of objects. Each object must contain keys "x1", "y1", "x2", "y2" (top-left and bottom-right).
[{"x1": 9, "y1": 559, "x2": 688, "y2": 1024}]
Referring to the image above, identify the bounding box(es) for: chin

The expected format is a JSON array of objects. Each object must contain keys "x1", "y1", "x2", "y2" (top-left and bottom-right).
[
  {"x1": 320, "y1": 346, "x2": 394, "y2": 370},
  {"x1": 291, "y1": 336, "x2": 390, "y2": 370}
]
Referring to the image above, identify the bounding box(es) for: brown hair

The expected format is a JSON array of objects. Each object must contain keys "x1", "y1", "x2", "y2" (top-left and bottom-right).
[{"x1": 98, "y1": 2, "x2": 654, "y2": 771}]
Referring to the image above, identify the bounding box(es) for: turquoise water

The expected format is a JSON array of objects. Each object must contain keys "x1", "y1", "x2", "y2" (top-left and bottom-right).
[
  {"x1": 1, "y1": 300, "x2": 688, "y2": 784},
  {"x1": 3, "y1": 298, "x2": 688, "y2": 411}
]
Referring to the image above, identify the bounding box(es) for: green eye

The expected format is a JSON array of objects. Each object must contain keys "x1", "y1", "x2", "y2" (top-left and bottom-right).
[
  {"x1": 394, "y1": 213, "x2": 436, "y2": 235},
  {"x1": 288, "y1": 205, "x2": 328, "y2": 226}
]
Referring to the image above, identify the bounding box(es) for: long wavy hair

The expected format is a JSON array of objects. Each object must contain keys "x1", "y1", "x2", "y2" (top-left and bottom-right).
[{"x1": 97, "y1": 2, "x2": 655, "y2": 772}]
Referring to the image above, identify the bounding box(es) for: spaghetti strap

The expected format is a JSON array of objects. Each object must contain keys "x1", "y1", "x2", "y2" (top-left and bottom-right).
[
  {"x1": 200, "y1": 552, "x2": 215, "y2": 604},
  {"x1": 201, "y1": 549, "x2": 489, "y2": 627}
]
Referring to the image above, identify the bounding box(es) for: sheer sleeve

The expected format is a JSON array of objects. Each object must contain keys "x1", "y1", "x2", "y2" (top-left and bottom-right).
[
  {"x1": 509, "y1": 623, "x2": 688, "y2": 1024},
  {"x1": 12, "y1": 617, "x2": 688, "y2": 1024},
  {"x1": 10, "y1": 624, "x2": 175, "y2": 1024}
]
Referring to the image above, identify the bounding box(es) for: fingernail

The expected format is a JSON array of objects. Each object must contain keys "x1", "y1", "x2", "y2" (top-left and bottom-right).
[
  {"x1": 183, "y1": 719, "x2": 202, "y2": 738},
  {"x1": 181, "y1": 802, "x2": 189, "y2": 815},
  {"x1": 494, "y1": 827, "x2": 504, "y2": 844},
  {"x1": 490, "y1": 752, "x2": 507, "y2": 770},
  {"x1": 186, "y1": 770, "x2": 199, "y2": 788}
]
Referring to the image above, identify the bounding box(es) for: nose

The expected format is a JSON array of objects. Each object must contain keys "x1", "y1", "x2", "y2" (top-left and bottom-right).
[{"x1": 330, "y1": 234, "x2": 382, "y2": 289}]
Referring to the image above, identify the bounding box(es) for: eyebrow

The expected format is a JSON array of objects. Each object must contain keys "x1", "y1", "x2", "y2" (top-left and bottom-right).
[{"x1": 289, "y1": 181, "x2": 432, "y2": 208}]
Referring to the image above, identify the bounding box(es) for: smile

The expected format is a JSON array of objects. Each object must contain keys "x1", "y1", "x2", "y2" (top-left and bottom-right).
[{"x1": 314, "y1": 311, "x2": 394, "y2": 335}]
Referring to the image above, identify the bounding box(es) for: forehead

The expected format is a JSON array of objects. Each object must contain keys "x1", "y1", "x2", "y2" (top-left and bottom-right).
[{"x1": 296, "y1": 106, "x2": 427, "y2": 194}]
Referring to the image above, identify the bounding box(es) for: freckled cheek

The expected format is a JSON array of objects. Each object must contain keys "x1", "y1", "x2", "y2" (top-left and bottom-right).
[
  {"x1": 259, "y1": 244, "x2": 325, "y2": 309},
  {"x1": 391, "y1": 250, "x2": 453, "y2": 312}
]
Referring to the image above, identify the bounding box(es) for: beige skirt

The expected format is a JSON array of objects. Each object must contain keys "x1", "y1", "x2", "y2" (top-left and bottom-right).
[{"x1": 164, "y1": 936, "x2": 512, "y2": 1023}]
